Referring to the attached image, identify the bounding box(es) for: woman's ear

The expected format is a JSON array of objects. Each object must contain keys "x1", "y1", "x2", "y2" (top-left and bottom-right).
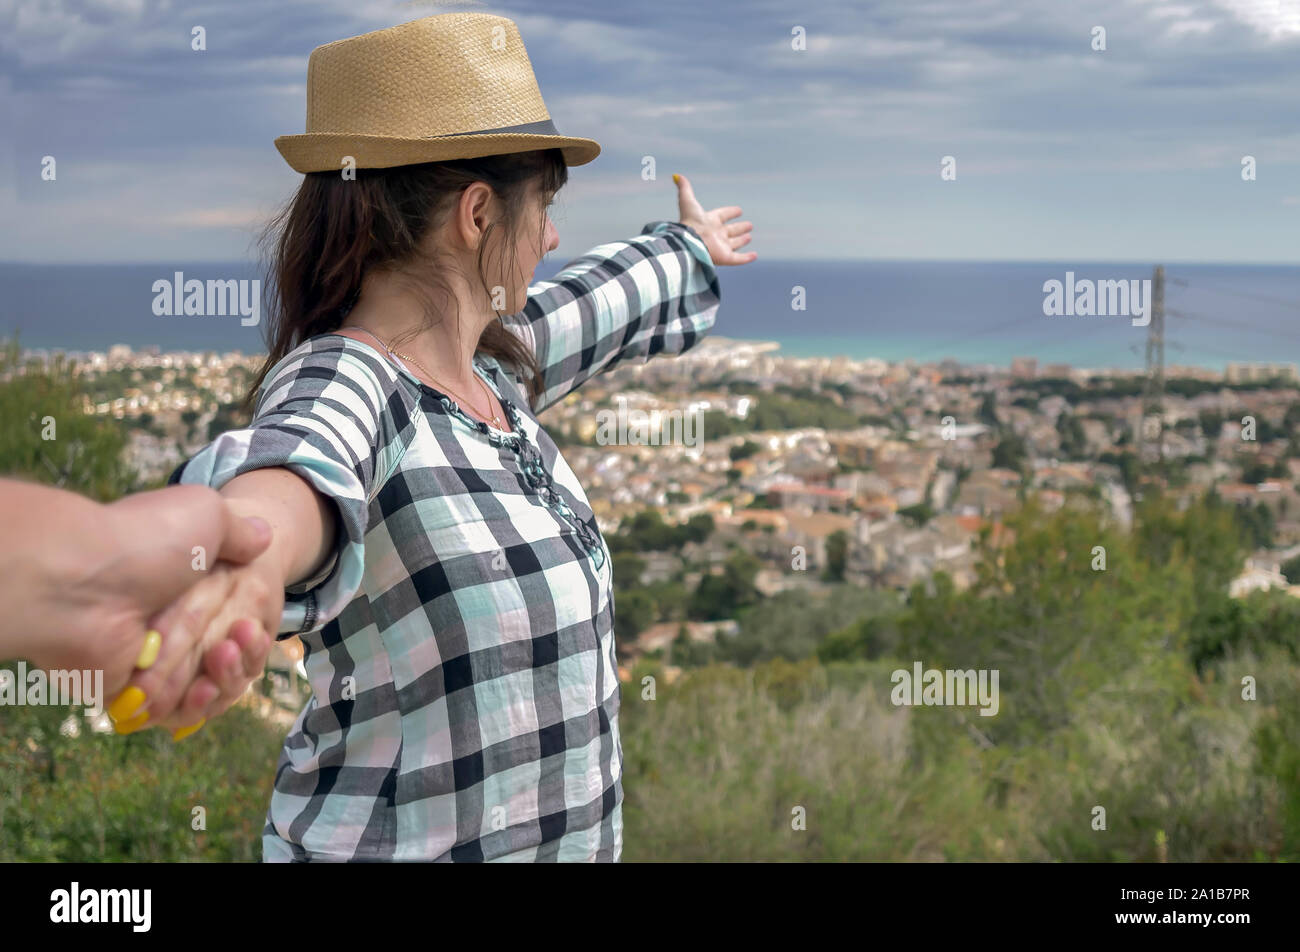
[{"x1": 454, "y1": 181, "x2": 496, "y2": 250}]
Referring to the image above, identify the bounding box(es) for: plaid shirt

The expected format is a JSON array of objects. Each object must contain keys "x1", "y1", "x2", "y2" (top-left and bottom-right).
[{"x1": 170, "y1": 221, "x2": 720, "y2": 861}]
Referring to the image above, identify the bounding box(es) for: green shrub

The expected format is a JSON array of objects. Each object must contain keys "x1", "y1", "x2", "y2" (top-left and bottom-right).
[{"x1": 0, "y1": 693, "x2": 284, "y2": 862}]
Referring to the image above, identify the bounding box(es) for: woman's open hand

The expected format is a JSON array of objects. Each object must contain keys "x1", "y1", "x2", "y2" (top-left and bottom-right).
[{"x1": 672, "y1": 173, "x2": 757, "y2": 266}]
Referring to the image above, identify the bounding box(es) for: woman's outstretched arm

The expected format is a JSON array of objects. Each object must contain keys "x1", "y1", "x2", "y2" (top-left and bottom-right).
[{"x1": 501, "y1": 173, "x2": 754, "y2": 414}]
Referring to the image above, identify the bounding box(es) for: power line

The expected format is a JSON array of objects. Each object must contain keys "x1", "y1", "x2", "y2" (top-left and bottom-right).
[
  {"x1": 1167, "y1": 308, "x2": 1300, "y2": 344},
  {"x1": 1167, "y1": 275, "x2": 1300, "y2": 311},
  {"x1": 917, "y1": 302, "x2": 1161, "y2": 366},
  {"x1": 1168, "y1": 339, "x2": 1300, "y2": 365},
  {"x1": 906, "y1": 310, "x2": 1052, "y2": 363}
]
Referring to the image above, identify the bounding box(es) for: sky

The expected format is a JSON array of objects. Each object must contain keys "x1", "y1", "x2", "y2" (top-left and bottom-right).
[{"x1": 1, "y1": 0, "x2": 1299, "y2": 263}]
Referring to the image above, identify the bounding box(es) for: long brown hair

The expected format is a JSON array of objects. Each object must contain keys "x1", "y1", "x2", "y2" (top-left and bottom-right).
[{"x1": 243, "y1": 148, "x2": 569, "y2": 414}]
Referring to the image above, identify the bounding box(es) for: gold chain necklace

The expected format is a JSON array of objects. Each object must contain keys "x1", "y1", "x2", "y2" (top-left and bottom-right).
[{"x1": 376, "y1": 334, "x2": 504, "y2": 429}]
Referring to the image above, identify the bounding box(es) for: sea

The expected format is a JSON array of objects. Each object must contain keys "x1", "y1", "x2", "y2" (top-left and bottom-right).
[{"x1": 2, "y1": 259, "x2": 1297, "y2": 372}]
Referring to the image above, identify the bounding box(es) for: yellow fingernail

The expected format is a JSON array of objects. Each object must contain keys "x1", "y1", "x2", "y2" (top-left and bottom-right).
[
  {"x1": 114, "y1": 710, "x2": 149, "y2": 735},
  {"x1": 135, "y1": 629, "x2": 162, "y2": 669},
  {"x1": 672, "y1": 173, "x2": 681, "y2": 184},
  {"x1": 108, "y1": 686, "x2": 147, "y2": 722},
  {"x1": 171, "y1": 719, "x2": 206, "y2": 742}
]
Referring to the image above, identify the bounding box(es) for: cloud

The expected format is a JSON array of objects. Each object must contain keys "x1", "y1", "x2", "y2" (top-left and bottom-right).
[
  {"x1": 1210, "y1": 0, "x2": 1300, "y2": 38},
  {"x1": 3, "y1": 0, "x2": 1299, "y2": 262}
]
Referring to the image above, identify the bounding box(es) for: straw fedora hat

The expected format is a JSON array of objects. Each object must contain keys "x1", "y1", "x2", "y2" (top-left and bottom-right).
[{"x1": 275, "y1": 13, "x2": 601, "y2": 173}]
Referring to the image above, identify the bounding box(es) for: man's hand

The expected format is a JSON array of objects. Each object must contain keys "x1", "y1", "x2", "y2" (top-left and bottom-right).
[
  {"x1": 672, "y1": 173, "x2": 758, "y2": 266},
  {"x1": 105, "y1": 553, "x2": 286, "y2": 737},
  {"x1": 7, "y1": 481, "x2": 276, "y2": 724}
]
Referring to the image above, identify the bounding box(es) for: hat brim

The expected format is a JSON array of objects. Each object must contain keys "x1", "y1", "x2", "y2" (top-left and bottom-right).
[{"x1": 274, "y1": 132, "x2": 600, "y2": 173}]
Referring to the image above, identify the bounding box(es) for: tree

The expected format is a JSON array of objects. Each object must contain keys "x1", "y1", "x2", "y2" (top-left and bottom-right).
[
  {"x1": 1234, "y1": 501, "x2": 1275, "y2": 549},
  {"x1": 729, "y1": 440, "x2": 760, "y2": 462},
  {"x1": 683, "y1": 514, "x2": 714, "y2": 542},
  {"x1": 207, "y1": 401, "x2": 251, "y2": 442},
  {"x1": 717, "y1": 585, "x2": 899, "y2": 666},
  {"x1": 1285, "y1": 401, "x2": 1300, "y2": 431},
  {"x1": 0, "y1": 338, "x2": 133, "y2": 501},
  {"x1": 823, "y1": 530, "x2": 849, "y2": 581},
  {"x1": 613, "y1": 588, "x2": 656, "y2": 644},
  {"x1": 689, "y1": 550, "x2": 761, "y2": 621},
  {"x1": 991, "y1": 435, "x2": 1027, "y2": 472},
  {"x1": 898, "y1": 499, "x2": 1198, "y2": 746},
  {"x1": 612, "y1": 551, "x2": 646, "y2": 588},
  {"x1": 1056, "y1": 412, "x2": 1087, "y2": 459},
  {"x1": 897, "y1": 502, "x2": 934, "y2": 526},
  {"x1": 978, "y1": 391, "x2": 999, "y2": 427},
  {"x1": 1199, "y1": 410, "x2": 1224, "y2": 441},
  {"x1": 1186, "y1": 589, "x2": 1300, "y2": 674},
  {"x1": 609, "y1": 509, "x2": 716, "y2": 553},
  {"x1": 1134, "y1": 492, "x2": 1247, "y2": 599},
  {"x1": 1098, "y1": 450, "x2": 1139, "y2": 494},
  {"x1": 671, "y1": 623, "x2": 716, "y2": 668},
  {"x1": 818, "y1": 612, "x2": 902, "y2": 663},
  {"x1": 1241, "y1": 461, "x2": 1274, "y2": 485}
]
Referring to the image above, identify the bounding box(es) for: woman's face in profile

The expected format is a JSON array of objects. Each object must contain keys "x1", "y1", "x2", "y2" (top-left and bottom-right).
[{"x1": 505, "y1": 182, "x2": 560, "y2": 313}]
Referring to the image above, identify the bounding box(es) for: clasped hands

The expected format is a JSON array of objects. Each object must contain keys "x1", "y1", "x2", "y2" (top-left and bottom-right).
[{"x1": 15, "y1": 482, "x2": 290, "y2": 741}]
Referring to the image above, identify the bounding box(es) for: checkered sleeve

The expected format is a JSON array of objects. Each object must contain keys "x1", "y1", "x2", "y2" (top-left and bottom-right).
[
  {"x1": 504, "y1": 220, "x2": 721, "y2": 414},
  {"x1": 168, "y1": 339, "x2": 417, "y2": 637}
]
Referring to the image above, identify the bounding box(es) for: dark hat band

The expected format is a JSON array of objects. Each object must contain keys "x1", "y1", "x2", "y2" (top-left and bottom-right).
[{"x1": 437, "y1": 118, "x2": 562, "y2": 138}]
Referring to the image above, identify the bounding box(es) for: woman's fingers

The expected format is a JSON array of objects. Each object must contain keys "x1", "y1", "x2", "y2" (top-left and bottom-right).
[
  {"x1": 150, "y1": 629, "x2": 235, "y2": 731},
  {"x1": 145, "y1": 592, "x2": 258, "y2": 727},
  {"x1": 672, "y1": 172, "x2": 704, "y2": 219},
  {"x1": 716, "y1": 240, "x2": 758, "y2": 265},
  {"x1": 205, "y1": 620, "x2": 273, "y2": 720},
  {"x1": 151, "y1": 619, "x2": 270, "y2": 736},
  {"x1": 204, "y1": 619, "x2": 267, "y2": 703},
  {"x1": 669, "y1": 174, "x2": 757, "y2": 267},
  {"x1": 672, "y1": 170, "x2": 741, "y2": 225},
  {"x1": 162, "y1": 617, "x2": 273, "y2": 736},
  {"x1": 229, "y1": 618, "x2": 274, "y2": 676},
  {"x1": 163, "y1": 675, "x2": 221, "y2": 737},
  {"x1": 105, "y1": 569, "x2": 234, "y2": 732},
  {"x1": 175, "y1": 620, "x2": 272, "y2": 733}
]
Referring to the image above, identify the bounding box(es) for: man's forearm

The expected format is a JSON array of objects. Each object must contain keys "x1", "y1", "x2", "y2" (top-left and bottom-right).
[{"x1": 0, "y1": 479, "x2": 109, "y2": 662}]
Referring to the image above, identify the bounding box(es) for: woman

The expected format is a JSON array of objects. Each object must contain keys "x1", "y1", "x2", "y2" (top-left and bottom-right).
[{"x1": 128, "y1": 13, "x2": 754, "y2": 861}]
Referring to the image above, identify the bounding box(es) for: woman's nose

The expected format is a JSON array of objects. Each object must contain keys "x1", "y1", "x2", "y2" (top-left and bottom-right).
[{"x1": 545, "y1": 217, "x2": 559, "y2": 252}]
